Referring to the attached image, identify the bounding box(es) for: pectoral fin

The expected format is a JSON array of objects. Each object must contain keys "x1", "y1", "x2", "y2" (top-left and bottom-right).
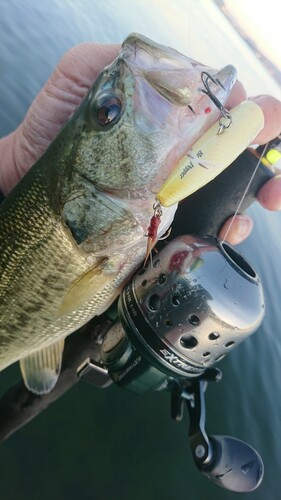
[
  {"x1": 57, "y1": 259, "x2": 114, "y2": 317},
  {"x1": 19, "y1": 339, "x2": 65, "y2": 395}
]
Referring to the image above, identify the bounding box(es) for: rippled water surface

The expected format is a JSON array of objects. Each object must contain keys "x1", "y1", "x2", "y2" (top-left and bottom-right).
[{"x1": 0, "y1": 1, "x2": 281, "y2": 499}]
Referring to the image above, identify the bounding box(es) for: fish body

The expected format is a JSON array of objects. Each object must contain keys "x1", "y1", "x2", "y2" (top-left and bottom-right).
[{"x1": 0, "y1": 33, "x2": 236, "y2": 392}]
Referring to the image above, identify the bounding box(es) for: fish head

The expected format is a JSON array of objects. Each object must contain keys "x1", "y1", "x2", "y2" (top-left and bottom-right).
[{"x1": 60, "y1": 33, "x2": 237, "y2": 202}]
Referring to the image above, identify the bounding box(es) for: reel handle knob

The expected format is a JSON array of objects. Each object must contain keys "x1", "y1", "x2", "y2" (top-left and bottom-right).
[
  {"x1": 173, "y1": 378, "x2": 264, "y2": 492},
  {"x1": 202, "y1": 435, "x2": 264, "y2": 492}
]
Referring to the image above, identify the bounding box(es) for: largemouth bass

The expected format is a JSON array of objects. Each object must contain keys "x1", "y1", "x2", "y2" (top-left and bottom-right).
[{"x1": 0, "y1": 33, "x2": 236, "y2": 394}]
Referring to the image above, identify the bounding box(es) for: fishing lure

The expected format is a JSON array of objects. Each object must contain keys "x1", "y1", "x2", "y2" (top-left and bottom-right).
[{"x1": 145, "y1": 97, "x2": 264, "y2": 260}]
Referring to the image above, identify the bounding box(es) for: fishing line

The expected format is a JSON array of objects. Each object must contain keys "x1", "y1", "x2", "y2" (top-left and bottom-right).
[{"x1": 221, "y1": 142, "x2": 269, "y2": 244}]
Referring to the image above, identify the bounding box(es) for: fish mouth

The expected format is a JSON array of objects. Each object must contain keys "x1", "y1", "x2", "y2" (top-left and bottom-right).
[
  {"x1": 121, "y1": 34, "x2": 238, "y2": 189},
  {"x1": 122, "y1": 33, "x2": 198, "y2": 107},
  {"x1": 122, "y1": 33, "x2": 193, "y2": 70},
  {"x1": 148, "y1": 65, "x2": 238, "y2": 195},
  {"x1": 121, "y1": 33, "x2": 237, "y2": 108}
]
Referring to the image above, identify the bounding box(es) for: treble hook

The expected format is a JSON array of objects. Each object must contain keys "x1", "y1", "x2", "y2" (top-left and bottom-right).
[{"x1": 200, "y1": 71, "x2": 232, "y2": 135}]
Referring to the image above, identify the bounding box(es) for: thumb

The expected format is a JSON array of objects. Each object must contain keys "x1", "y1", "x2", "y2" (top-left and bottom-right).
[{"x1": 0, "y1": 43, "x2": 119, "y2": 195}]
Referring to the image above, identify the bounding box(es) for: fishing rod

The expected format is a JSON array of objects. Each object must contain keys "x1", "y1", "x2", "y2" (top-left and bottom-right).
[{"x1": 0, "y1": 143, "x2": 278, "y2": 492}]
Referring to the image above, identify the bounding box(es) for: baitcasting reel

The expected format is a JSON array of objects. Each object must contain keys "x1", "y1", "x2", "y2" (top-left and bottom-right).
[{"x1": 78, "y1": 234, "x2": 265, "y2": 492}]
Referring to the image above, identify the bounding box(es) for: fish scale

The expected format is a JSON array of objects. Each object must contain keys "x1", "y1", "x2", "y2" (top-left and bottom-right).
[{"x1": 0, "y1": 183, "x2": 87, "y2": 362}]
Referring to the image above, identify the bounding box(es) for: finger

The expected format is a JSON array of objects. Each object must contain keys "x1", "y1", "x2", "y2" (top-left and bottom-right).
[
  {"x1": 257, "y1": 174, "x2": 281, "y2": 210},
  {"x1": 218, "y1": 214, "x2": 253, "y2": 245},
  {"x1": 249, "y1": 95, "x2": 281, "y2": 144},
  {"x1": 1, "y1": 43, "x2": 120, "y2": 194},
  {"x1": 226, "y1": 80, "x2": 247, "y2": 109}
]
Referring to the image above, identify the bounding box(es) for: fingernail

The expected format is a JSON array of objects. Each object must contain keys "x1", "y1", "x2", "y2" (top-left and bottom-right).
[
  {"x1": 250, "y1": 95, "x2": 267, "y2": 102},
  {"x1": 226, "y1": 215, "x2": 253, "y2": 245},
  {"x1": 235, "y1": 215, "x2": 252, "y2": 237}
]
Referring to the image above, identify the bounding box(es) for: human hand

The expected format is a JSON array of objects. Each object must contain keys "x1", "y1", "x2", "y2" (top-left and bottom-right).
[
  {"x1": 219, "y1": 94, "x2": 281, "y2": 244},
  {"x1": 0, "y1": 43, "x2": 119, "y2": 195},
  {"x1": 0, "y1": 43, "x2": 280, "y2": 244}
]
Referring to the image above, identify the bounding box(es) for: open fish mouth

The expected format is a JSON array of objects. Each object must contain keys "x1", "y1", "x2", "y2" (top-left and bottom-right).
[{"x1": 121, "y1": 33, "x2": 237, "y2": 109}]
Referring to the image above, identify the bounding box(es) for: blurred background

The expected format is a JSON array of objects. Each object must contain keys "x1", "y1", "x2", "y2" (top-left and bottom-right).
[{"x1": 0, "y1": 1, "x2": 280, "y2": 498}]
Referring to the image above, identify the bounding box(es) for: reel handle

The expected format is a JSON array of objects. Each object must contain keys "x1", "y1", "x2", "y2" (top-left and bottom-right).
[{"x1": 172, "y1": 377, "x2": 264, "y2": 492}]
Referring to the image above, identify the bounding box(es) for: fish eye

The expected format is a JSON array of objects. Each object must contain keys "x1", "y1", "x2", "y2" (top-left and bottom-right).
[{"x1": 92, "y1": 94, "x2": 123, "y2": 128}]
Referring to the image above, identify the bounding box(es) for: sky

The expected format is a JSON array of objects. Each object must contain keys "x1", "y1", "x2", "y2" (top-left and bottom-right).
[{"x1": 224, "y1": 0, "x2": 281, "y2": 71}]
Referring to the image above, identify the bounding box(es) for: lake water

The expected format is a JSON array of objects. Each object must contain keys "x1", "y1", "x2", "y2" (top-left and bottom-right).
[{"x1": 0, "y1": 0, "x2": 281, "y2": 499}]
